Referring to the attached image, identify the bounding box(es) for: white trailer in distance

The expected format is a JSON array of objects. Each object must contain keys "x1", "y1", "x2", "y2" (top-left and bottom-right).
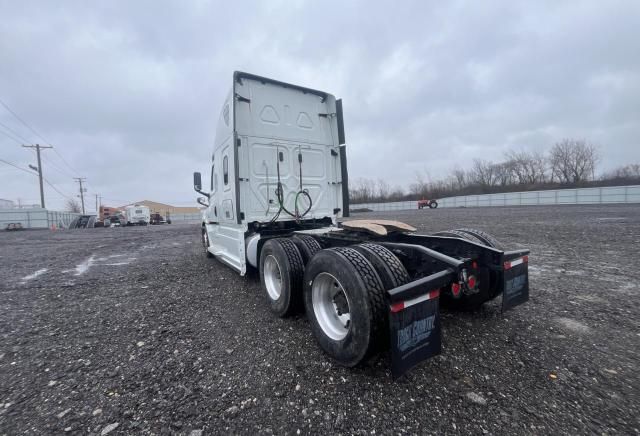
[
  {"x1": 193, "y1": 72, "x2": 530, "y2": 377},
  {"x1": 124, "y1": 205, "x2": 150, "y2": 226}
]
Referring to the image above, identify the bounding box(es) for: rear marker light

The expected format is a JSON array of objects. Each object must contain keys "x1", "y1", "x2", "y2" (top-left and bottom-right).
[
  {"x1": 504, "y1": 255, "x2": 527, "y2": 270},
  {"x1": 451, "y1": 283, "x2": 461, "y2": 297},
  {"x1": 467, "y1": 276, "x2": 476, "y2": 289},
  {"x1": 390, "y1": 289, "x2": 440, "y2": 313},
  {"x1": 390, "y1": 302, "x2": 405, "y2": 313}
]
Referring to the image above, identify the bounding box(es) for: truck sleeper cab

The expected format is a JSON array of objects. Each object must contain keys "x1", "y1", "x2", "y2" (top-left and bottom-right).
[{"x1": 194, "y1": 72, "x2": 530, "y2": 378}]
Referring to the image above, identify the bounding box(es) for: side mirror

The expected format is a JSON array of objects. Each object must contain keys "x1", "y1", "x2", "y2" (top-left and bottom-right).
[
  {"x1": 193, "y1": 172, "x2": 210, "y2": 198},
  {"x1": 197, "y1": 197, "x2": 209, "y2": 207},
  {"x1": 193, "y1": 172, "x2": 202, "y2": 192}
]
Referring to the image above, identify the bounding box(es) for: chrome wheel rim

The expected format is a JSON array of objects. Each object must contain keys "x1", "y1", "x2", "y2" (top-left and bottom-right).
[
  {"x1": 263, "y1": 255, "x2": 283, "y2": 300},
  {"x1": 312, "y1": 272, "x2": 350, "y2": 341}
]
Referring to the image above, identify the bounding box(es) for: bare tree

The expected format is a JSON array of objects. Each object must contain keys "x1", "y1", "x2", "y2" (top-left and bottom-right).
[
  {"x1": 470, "y1": 159, "x2": 498, "y2": 186},
  {"x1": 376, "y1": 178, "x2": 391, "y2": 200},
  {"x1": 602, "y1": 163, "x2": 640, "y2": 180},
  {"x1": 409, "y1": 172, "x2": 428, "y2": 197},
  {"x1": 66, "y1": 198, "x2": 82, "y2": 213},
  {"x1": 506, "y1": 150, "x2": 548, "y2": 184},
  {"x1": 452, "y1": 167, "x2": 467, "y2": 190},
  {"x1": 349, "y1": 177, "x2": 378, "y2": 203},
  {"x1": 495, "y1": 161, "x2": 516, "y2": 186},
  {"x1": 389, "y1": 185, "x2": 405, "y2": 201},
  {"x1": 549, "y1": 139, "x2": 598, "y2": 183}
]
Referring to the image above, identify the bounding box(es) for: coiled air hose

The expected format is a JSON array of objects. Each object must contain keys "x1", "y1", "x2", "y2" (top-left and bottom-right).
[{"x1": 269, "y1": 147, "x2": 313, "y2": 223}]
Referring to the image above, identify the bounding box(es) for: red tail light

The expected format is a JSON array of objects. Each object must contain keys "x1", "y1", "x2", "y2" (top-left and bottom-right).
[
  {"x1": 467, "y1": 275, "x2": 476, "y2": 289},
  {"x1": 451, "y1": 283, "x2": 461, "y2": 297}
]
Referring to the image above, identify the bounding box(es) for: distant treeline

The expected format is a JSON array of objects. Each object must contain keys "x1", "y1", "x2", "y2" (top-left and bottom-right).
[{"x1": 350, "y1": 139, "x2": 640, "y2": 204}]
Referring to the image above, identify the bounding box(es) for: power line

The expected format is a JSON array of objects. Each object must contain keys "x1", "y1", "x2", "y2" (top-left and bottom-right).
[
  {"x1": 0, "y1": 157, "x2": 38, "y2": 175},
  {"x1": 52, "y1": 148, "x2": 79, "y2": 176},
  {"x1": 0, "y1": 126, "x2": 23, "y2": 145},
  {"x1": 0, "y1": 97, "x2": 48, "y2": 143},
  {"x1": 43, "y1": 177, "x2": 74, "y2": 201},
  {"x1": 0, "y1": 96, "x2": 80, "y2": 176},
  {"x1": 1, "y1": 156, "x2": 76, "y2": 202},
  {"x1": 0, "y1": 120, "x2": 31, "y2": 143},
  {"x1": 41, "y1": 153, "x2": 75, "y2": 178}
]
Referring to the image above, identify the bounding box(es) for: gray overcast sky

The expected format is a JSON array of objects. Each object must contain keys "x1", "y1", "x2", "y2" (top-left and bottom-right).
[{"x1": 1, "y1": 0, "x2": 639, "y2": 211}]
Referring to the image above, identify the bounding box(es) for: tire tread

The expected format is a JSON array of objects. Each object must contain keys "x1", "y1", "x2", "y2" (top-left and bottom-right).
[
  {"x1": 332, "y1": 247, "x2": 387, "y2": 356},
  {"x1": 354, "y1": 243, "x2": 409, "y2": 289},
  {"x1": 455, "y1": 228, "x2": 504, "y2": 249}
]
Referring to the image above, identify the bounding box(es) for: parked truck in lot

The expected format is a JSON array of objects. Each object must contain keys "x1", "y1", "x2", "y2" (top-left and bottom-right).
[
  {"x1": 193, "y1": 72, "x2": 530, "y2": 377},
  {"x1": 124, "y1": 205, "x2": 150, "y2": 226}
]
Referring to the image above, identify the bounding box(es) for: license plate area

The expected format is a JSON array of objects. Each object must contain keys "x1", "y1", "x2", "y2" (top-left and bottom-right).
[
  {"x1": 502, "y1": 259, "x2": 529, "y2": 311},
  {"x1": 389, "y1": 290, "x2": 441, "y2": 379}
]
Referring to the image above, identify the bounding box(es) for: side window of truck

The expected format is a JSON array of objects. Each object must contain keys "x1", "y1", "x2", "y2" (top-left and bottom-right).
[{"x1": 223, "y1": 155, "x2": 229, "y2": 185}]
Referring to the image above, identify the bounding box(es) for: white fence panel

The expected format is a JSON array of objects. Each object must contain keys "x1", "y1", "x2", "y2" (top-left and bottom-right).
[
  {"x1": 350, "y1": 185, "x2": 640, "y2": 212},
  {"x1": 0, "y1": 208, "x2": 81, "y2": 229}
]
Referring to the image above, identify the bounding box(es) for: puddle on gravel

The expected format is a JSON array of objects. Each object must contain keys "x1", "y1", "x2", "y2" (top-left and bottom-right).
[
  {"x1": 613, "y1": 282, "x2": 639, "y2": 296},
  {"x1": 104, "y1": 258, "x2": 136, "y2": 266},
  {"x1": 63, "y1": 255, "x2": 96, "y2": 276},
  {"x1": 595, "y1": 217, "x2": 627, "y2": 222},
  {"x1": 574, "y1": 294, "x2": 606, "y2": 304},
  {"x1": 62, "y1": 254, "x2": 138, "y2": 276},
  {"x1": 555, "y1": 317, "x2": 591, "y2": 334},
  {"x1": 21, "y1": 268, "x2": 48, "y2": 282}
]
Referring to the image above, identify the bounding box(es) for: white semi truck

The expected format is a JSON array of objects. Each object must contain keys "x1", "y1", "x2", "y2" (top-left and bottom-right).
[
  {"x1": 124, "y1": 205, "x2": 150, "y2": 226},
  {"x1": 193, "y1": 72, "x2": 530, "y2": 377}
]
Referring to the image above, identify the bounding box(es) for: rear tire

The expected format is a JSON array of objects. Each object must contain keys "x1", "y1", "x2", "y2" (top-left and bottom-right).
[
  {"x1": 429, "y1": 200, "x2": 438, "y2": 209},
  {"x1": 455, "y1": 228, "x2": 504, "y2": 250},
  {"x1": 432, "y1": 229, "x2": 485, "y2": 244},
  {"x1": 304, "y1": 247, "x2": 386, "y2": 367},
  {"x1": 260, "y1": 238, "x2": 304, "y2": 317},
  {"x1": 292, "y1": 234, "x2": 322, "y2": 265},
  {"x1": 352, "y1": 243, "x2": 409, "y2": 290}
]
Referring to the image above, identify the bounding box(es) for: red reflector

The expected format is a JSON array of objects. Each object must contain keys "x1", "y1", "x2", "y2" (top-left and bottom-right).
[
  {"x1": 467, "y1": 276, "x2": 476, "y2": 289},
  {"x1": 523, "y1": 255, "x2": 529, "y2": 263},
  {"x1": 390, "y1": 301, "x2": 405, "y2": 313},
  {"x1": 429, "y1": 289, "x2": 440, "y2": 299},
  {"x1": 472, "y1": 261, "x2": 478, "y2": 269},
  {"x1": 451, "y1": 283, "x2": 461, "y2": 297},
  {"x1": 504, "y1": 261, "x2": 511, "y2": 270}
]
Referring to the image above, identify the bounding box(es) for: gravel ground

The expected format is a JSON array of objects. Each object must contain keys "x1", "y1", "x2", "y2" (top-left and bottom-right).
[{"x1": 1, "y1": 205, "x2": 639, "y2": 435}]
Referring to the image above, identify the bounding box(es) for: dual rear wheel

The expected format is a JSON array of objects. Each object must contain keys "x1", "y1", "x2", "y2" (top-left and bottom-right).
[{"x1": 259, "y1": 237, "x2": 408, "y2": 366}]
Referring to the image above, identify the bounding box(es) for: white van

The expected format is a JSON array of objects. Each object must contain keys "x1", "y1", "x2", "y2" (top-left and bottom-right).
[{"x1": 124, "y1": 205, "x2": 150, "y2": 226}]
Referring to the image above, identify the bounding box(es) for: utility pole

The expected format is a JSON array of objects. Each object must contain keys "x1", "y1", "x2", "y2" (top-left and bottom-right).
[
  {"x1": 22, "y1": 143, "x2": 53, "y2": 208},
  {"x1": 74, "y1": 177, "x2": 87, "y2": 214}
]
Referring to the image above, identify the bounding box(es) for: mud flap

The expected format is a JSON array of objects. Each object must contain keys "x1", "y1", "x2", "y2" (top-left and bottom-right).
[
  {"x1": 389, "y1": 291, "x2": 441, "y2": 379},
  {"x1": 502, "y1": 256, "x2": 529, "y2": 312}
]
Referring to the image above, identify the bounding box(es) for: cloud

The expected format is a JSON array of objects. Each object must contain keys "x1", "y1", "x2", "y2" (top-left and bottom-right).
[{"x1": 0, "y1": 0, "x2": 638, "y2": 210}]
